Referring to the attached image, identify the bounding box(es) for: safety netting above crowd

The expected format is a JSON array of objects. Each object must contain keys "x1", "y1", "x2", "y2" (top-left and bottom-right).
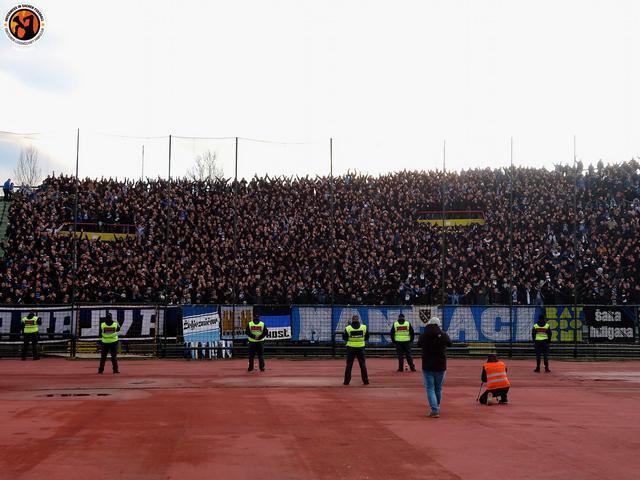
[{"x1": 1, "y1": 160, "x2": 639, "y2": 306}]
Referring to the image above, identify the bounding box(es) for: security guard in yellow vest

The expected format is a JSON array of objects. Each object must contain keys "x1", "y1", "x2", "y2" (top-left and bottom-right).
[
  {"x1": 532, "y1": 313, "x2": 552, "y2": 373},
  {"x1": 342, "y1": 314, "x2": 369, "y2": 385},
  {"x1": 389, "y1": 313, "x2": 416, "y2": 372},
  {"x1": 245, "y1": 313, "x2": 268, "y2": 372},
  {"x1": 21, "y1": 311, "x2": 41, "y2": 360},
  {"x1": 98, "y1": 312, "x2": 120, "y2": 374}
]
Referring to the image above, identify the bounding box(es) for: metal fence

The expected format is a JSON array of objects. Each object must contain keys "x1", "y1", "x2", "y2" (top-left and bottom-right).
[{"x1": 0, "y1": 303, "x2": 638, "y2": 360}]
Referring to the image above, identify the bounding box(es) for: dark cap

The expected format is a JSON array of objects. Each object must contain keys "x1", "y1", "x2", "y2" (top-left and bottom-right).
[
  {"x1": 487, "y1": 354, "x2": 498, "y2": 362},
  {"x1": 398, "y1": 313, "x2": 405, "y2": 319}
]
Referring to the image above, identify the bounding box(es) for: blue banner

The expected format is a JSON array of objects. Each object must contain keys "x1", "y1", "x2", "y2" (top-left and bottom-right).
[
  {"x1": 262, "y1": 314, "x2": 292, "y2": 340},
  {"x1": 292, "y1": 305, "x2": 585, "y2": 343}
]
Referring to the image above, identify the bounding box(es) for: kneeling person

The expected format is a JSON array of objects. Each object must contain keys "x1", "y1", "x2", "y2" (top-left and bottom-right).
[{"x1": 479, "y1": 354, "x2": 510, "y2": 404}]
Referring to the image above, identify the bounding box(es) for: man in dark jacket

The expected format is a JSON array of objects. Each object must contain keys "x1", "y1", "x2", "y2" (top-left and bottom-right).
[
  {"x1": 21, "y1": 311, "x2": 42, "y2": 361},
  {"x1": 98, "y1": 312, "x2": 121, "y2": 374},
  {"x1": 389, "y1": 313, "x2": 416, "y2": 372},
  {"x1": 245, "y1": 313, "x2": 269, "y2": 372},
  {"x1": 342, "y1": 314, "x2": 370, "y2": 385},
  {"x1": 532, "y1": 313, "x2": 552, "y2": 372},
  {"x1": 417, "y1": 317, "x2": 452, "y2": 418}
]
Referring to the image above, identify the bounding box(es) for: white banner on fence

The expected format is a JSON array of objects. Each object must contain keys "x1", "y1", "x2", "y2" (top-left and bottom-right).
[
  {"x1": 183, "y1": 312, "x2": 220, "y2": 336},
  {"x1": 265, "y1": 326, "x2": 292, "y2": 340}
]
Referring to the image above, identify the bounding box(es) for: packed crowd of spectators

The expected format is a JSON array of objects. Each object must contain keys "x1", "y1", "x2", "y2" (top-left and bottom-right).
[{"x1": 1, "y1": 159, "x2": 639, "y2": 306}]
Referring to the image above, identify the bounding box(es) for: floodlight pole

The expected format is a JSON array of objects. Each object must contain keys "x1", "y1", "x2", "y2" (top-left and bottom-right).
[{"x1": 141, "y1": 145, "x2": 145, "y2": 180}]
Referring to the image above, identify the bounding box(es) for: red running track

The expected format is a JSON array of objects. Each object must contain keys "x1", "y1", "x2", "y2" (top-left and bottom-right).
[{"x1": 1, "y1": 357, "x2": 640, "y2": 480}]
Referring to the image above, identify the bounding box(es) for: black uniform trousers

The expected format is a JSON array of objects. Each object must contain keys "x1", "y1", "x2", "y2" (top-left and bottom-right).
[
  {"x1": 248, "y1": 342, "x2": 265, "y2": 371},
  {"x1": 534, "y1": 341, "x2": 550, "y2": 370},
  {"x1": 99, "y1": 341, "x2": 119, "y2": 373},
  {"x1": 21, "y1": 332, "x2": 39, "y2": 360},
  {"x1": 394, "y1": 341, "x2": 415, "y2": 370},
  {"x1": 344, "y1": 346, "x2": 369, "y2": 384},
  {"x1": 479, "y1": 387, "x2": 509, "y2": 404}
]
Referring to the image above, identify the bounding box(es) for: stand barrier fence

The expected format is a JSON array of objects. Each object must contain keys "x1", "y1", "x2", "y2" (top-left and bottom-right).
[{"x1": 0, "y1": 304, "x2": 637, "y2": 360}]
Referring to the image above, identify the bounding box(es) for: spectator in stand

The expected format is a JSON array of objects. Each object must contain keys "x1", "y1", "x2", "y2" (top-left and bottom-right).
[
  {"x1": 3, "y1": 178, "x2": 13, "y2": 201},
  {"x1": 0, "y1": 160, "x2": 638, "y2": 306}
]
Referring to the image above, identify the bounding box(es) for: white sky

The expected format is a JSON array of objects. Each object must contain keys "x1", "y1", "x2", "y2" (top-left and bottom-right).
[{"x1": 1, "y1": 0, "x2": 639, "y2": 181}]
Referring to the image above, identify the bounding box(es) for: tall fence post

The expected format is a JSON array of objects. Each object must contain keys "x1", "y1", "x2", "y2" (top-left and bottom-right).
[
  {"x1": 163, "y1": 135, "x2": 172, "y2": 303},
  {"x1": 440, "y1": 140, "x2": 446, "y2": 308},
  {"x1": 508, "y1": 137, "x2": 514, "y2": 358},
  {"x1": 70, "y1": 128, "x2": 80, "y2": 358},
  {"x1": 329, "y1": 138, "x2": 336, "y2": 358},
  {"x1": 573, "y1": 136, "x2": 579, "y2": 359},
  {"x1": 635, "y1": 304, "x2": 639, "y2": 345},
  {"x1": 232, "y1": 138, "x2": 239, "y2": 349}
]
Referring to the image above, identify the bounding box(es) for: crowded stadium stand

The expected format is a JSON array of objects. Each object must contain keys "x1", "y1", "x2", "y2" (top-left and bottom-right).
[{"x1": 1, "y1": 160, "x2": 638, "y2": 307}]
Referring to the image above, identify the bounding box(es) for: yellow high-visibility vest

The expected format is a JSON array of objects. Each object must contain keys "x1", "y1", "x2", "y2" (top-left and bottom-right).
[
  {"x1": 393, "y1": 321, "x2": 411, "y2": 342},
  {"x1": 345, "y1": 324, "x2": 367, "y2": 348},
  {"x1": 248, "y1": 321, "x2": 265, "y2": 343},
  {"x1": 101, "y1": 322, "x2": 119, "y2": 344},
  {"x1": 22, "y1": 316, "x2": 39, "y2": 334},
  {"x1": 534, "y1": 323, "x2": 550, "y2": 341}
]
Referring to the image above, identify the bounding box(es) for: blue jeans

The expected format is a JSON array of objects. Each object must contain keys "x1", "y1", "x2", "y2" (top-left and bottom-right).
[{"x1": 422, "y1": 370, "x2": 446, "y2": 414}]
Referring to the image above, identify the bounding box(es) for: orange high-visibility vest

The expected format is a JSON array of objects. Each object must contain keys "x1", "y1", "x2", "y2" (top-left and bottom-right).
[{"x1": 484, "y1": 361, "x2": 510, "y2": 390}]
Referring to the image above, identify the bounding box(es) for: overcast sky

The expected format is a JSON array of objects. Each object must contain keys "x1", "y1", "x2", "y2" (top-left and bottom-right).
[{"x1": 1, "y1": 0, "x2": 639, "y2": 182}]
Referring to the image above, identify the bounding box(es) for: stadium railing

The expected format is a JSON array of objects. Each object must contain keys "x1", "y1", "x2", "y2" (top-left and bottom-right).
[{"x1": 1, "y1": 304, "x2": 638, "y2": 360}]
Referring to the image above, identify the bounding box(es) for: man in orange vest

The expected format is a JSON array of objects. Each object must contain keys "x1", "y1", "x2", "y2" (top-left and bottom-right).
[{"x1": 478, "y1": 354, "x2": 510, "y2": 405}]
